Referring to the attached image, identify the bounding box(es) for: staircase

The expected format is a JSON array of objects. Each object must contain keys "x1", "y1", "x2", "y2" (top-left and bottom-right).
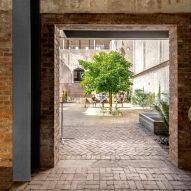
[{"x1": 68, "y1": 83, "x2": 85, "y2": 100}]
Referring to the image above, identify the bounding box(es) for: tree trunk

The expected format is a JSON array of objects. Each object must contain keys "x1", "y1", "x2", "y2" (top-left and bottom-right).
[{"x1": 109, "y1": 91, "x2": 112, "y2": 112}]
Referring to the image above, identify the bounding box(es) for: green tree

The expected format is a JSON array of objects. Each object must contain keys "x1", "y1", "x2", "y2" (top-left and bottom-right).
[{"x1": 79, "y1": 51, "x2": 133, "y2": 110}]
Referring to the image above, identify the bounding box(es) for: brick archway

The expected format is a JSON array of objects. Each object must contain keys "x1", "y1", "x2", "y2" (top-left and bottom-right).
[{"x1": 40, "y1": 14, "x2": 191, "y2": 169}]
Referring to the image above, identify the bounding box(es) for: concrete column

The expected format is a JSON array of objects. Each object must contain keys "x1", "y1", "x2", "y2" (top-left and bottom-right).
[{"x1": 13, "y1": 0, "x2": 31, "y2": 181}]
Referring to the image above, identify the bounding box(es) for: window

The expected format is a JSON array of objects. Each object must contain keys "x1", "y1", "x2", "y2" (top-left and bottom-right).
[{"x1": 74, "y1": 68, "x2": 84, "y2": 82}]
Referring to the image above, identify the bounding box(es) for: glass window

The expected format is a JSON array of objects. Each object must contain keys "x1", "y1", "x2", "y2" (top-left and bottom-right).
[{"x1": 74, "y1": 68, "x2": 84, "y2": 82}]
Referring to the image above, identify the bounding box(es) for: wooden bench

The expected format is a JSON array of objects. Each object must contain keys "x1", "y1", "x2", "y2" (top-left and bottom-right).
[
  {"x1": 84, "y1": 97, "x2": 109, "y2": 108},
  {"x1": 84, "y1": 97, "x2": 125, "y2": 108}
]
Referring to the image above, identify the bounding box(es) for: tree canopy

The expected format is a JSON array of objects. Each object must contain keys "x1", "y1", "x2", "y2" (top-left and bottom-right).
[{"x1": 79, "y1": 51, "x2": 133, "y2": 107}]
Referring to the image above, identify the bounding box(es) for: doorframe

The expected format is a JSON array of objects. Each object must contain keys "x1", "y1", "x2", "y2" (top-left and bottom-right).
[
  {"x1": 41, "y1": 13, "x2": 191, "y2": 169},
  {"x1": 47, "y1": 23, "x2": 177, "y2": 168}
]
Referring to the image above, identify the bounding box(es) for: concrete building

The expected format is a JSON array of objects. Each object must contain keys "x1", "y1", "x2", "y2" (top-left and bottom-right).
[
  {"x1": 59, "y1": 39, "x2": 111, "y2": 100},
  {"x1": 111, "y1": 40, "x2": 169, "y2": 95},
  {"x1": 60, "y1": 39, "x2": 169, "y2": 100}
]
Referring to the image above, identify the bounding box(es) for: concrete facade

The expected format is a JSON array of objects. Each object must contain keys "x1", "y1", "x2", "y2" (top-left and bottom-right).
[
  {"x1": 41, "y1": 0, "x2": 191, "y2": 14},
  {"x1": 133, "y1": 65, "x2": 169, "y2": 95},
  {"x1": 60, "y1": 39, "x2": 169, "y2": 98},
  {"x1": 133, "y1": 40, "x2": 169, "y2": 95},
  {"x1": 59, "y1": 39, "x2": 111, "y2": 99},
  {"x1": 111, "y1": 40, "x2": 169, "y2": 95}
]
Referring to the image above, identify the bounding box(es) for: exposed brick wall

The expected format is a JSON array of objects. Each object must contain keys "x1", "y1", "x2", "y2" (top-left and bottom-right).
[
  {"x1": 0, "y1": 0, "x2": 13, "y2": 190},
  {"x1": 0, "y1": 167, "x2": 12, "y2": 190},
  {"x1": 40, "y1": 23, "x2": 55, "y2": 168},
  {"x1": 169, "y1": 26, "x2": 178, "y2": 166},
  {"x1": 177, "y1": 22, "x2": 191, "y2": 169},
  {"x1": 40, "y1": 13, "x2": 191, "y2": 169},
  {"x1": 40, "y1": 23, "x2": 60, "y2": 168}
]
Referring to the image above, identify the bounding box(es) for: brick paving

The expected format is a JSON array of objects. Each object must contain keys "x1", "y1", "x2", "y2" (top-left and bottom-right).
[{"x1": 11, "y1": 103, "x2": 191, "y2": 190}]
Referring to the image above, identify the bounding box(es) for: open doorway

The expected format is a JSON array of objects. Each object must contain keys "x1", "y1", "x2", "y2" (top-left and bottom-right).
[
  {"x1": 57, "y1": 30, "x2": 170, "y2": 163},
  {"x1": 45, "y1": 24, "x2": 177, "y2": 169},
  {"x1": 39, "y1": 21, "x2": 179, "y2": 170}
]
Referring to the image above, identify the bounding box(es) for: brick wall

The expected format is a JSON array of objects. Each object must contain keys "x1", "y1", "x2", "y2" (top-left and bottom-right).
[
  {"x1": 40, "y1": 23, "x2": 54, "y2": 168},
  {"x1": 0, "y1": 0, "x2": 13, "y2": 190},
  {"x1": 54, "y1": 26, "x2": 60, "y2": 166},
  {"x1": 169, "y1": 26, "x2": 179, "y2": 166},
  {"x1": 40, "y1": 13, "x2": 191, "y2": 169},
  {"x1": 40, "y1": 23, "x2": 60, "y2": 168},
  {"x1": 177, "y1": 23, "x2": 191, "y2": 168}
]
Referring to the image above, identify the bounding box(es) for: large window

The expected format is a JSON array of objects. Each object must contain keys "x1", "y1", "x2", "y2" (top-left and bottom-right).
[{"x1": 74, "y1": 68, "x2": 84, "y2": 82}]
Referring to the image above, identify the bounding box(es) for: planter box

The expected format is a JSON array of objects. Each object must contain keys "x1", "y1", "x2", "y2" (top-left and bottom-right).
[{"x1": 139, "y1": 112, "x2": 168, "y2": 136}]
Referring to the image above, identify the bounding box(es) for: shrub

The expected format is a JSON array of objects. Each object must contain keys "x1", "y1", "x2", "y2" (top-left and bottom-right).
[
  {"x1": 131, "y1": 89, "x2": 155, "y2": 107},
  {"x1": 62, "y1": 91, "x2": 68, "y2": 102},
  {"x1": 153, "y1": 100, "x2": 169, "y2": 130}
]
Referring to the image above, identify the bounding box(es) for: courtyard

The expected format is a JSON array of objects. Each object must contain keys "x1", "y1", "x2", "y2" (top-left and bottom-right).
[
  {"x1": 11, "y1": 103, "x2": 191, "y2": 190},
  {"x1": 1, "y1": 1, "x2": 191, "y2": 190}
]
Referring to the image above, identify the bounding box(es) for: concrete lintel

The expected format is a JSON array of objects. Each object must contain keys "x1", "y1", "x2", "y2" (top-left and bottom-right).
[
  {"x1": 40, "y1": 0, "x2": 191, "y2": 14},
  {"x1": 63, "y1": 30, "x2": 169, "y2": 39}
]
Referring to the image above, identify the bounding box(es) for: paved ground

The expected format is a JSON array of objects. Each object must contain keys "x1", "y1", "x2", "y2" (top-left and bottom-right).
[{"x1": 12, "y1": 103, "x2": 191, "y2": 190}]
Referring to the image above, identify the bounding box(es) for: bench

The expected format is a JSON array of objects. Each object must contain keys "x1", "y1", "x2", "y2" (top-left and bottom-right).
[{"x1": 84, "y1": 97, "x2": 109, "y2": 108}]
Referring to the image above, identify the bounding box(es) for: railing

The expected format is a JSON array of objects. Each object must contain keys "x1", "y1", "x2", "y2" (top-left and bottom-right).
[{"x1": 60, "y1": 101, "x2": 64, "y2": 144}]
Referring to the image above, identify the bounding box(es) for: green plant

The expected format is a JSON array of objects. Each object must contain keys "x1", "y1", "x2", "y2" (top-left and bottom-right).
[
  {"x1": 99, "y1": 107, "x2": 122, "y2": 116},
  {"x1": 63, "y1": 92, "x2": 68, "y2": 102},
  {"x1": 131, "y1": 89, "x2": 155, "y2": 107},
  {"x1": 157, "y1": 83, "x2": 161, "y2": 101},
  {"x1": 79, "y1": 51, "x2": 133, "y2": 111},
  {"x1": 111, "y1": 108, "x2": 123, "y2": 116},
  {"x1": 153, "y1": 100, "x2": 169, "y2": 130},
  {"x1": 125, "y1": 88, "x2": 132, "y2": 102}
]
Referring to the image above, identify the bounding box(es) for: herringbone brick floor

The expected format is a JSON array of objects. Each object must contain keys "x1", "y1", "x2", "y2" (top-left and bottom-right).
[{"x1": 11, "y1": 103, "x2": 191, "y2": 190}]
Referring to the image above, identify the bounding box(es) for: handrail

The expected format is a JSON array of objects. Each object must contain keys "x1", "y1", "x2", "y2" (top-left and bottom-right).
[{"x1": 60, "y1": 101, "x2": 64, "y2": 144}]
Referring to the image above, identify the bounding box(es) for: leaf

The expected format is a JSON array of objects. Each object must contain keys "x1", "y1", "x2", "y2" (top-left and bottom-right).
[{"x1": 78, "y1": 51, "x2": 133, "y2": 97}]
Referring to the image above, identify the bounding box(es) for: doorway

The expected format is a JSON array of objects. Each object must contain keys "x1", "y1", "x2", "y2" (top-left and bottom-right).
[{"x1": 39, "y1": 20, "x2": 179, "y2": 170}]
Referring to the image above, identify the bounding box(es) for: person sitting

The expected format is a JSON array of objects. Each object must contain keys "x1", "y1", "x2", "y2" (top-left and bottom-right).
[
  {"x1": 91, "y1": 94, "x2": 97, "y2": 107},
  {"x1": 115, "y1": 93, "x2": 124, "y2": 108},
  {"x1": 99, "y1": 93, "x2": 106, "y2": 108}
]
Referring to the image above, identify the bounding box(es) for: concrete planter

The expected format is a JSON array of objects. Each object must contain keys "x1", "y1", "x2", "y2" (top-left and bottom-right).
[{"x1": 139, "y1": 112, "x2": 168, "y2": 136}]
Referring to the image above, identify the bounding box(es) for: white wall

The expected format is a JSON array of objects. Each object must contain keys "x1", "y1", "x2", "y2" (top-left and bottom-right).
[
  {"x1": 111, "y1": 39, "x2": 169, "y2": 95},
  {"x1": 134, "y1": 40, "x2": 169, "y2": 74},
  {"x1": 133, "y1": 65, "x2": 169, "y2": 95}
]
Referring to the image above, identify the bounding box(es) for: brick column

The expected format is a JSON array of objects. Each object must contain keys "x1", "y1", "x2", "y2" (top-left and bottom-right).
[
  {"x1": 176, "y1": 24, "x2": 191, "y2": 169},
  {"x1": 169, "y1": 23, "x2": 191, "y2": 169},
  {"x1": 0, "y1": 0, "x2": 13, "y2": 189},
  {"x1": 40, "y1": 24, "x2": 54, "y2": 168},
  {"x1": 40, "y1": 24, "x2": 60, "y2": 168},
  {"x1": 54, "y1": 26, "x2": 60, "y2": 166},
  {"x1": 169, "y1": 26, "x2": 178, "y2": 166}
]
